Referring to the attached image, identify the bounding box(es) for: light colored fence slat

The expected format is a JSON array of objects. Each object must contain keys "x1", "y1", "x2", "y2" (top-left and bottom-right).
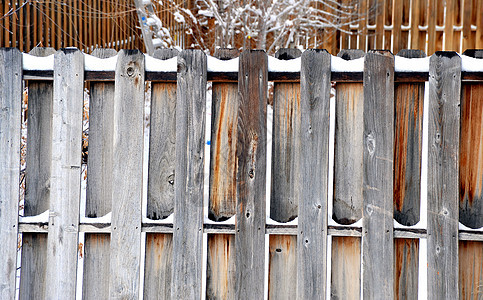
[
  {"x1": 108, "y1": 49, "x2": 144, "y2": 299},
  {"x1": 331, "y1": 236, "x2": 361, "y2": 299},
  {"x1": 427, "y1": 51, "x2": 461, "y2": 300},
  {"x1": 45, "y1": 48, "x2": 84, "y2": 299},
  {"x1": 83, "y1": 48, "x2": 117, "y2": 300},
  {"x1": 20, "y1": 46, "x2": 55, "y2": 300},
  {"x1": 268, "y1": 48, "x2": 301, "y2": 300},
  {"x1": 144, "y1": 48, "x2": 178, "y2": 300},
  {"x1": 207, "y1": 48, "x2": 238, "y2": 300},
  {"x1": 333, "y1": 49, "x2": 364, "y2": 225},
  {"x1": 235, "y1": 50, "x2": 268, "y2": 299},
  {"x1": 147, "y1": 48, "x2": 179, "y2": 220},
  {"x1": 171, "y1": 49, "x2": 207, "y2": 299},
  {"x1": 394, "y1": 238, "x2": 419, "y2": 300},
  {"x1": 0, "y1": 47, "x2": 22, "y2": 300},
  {"x1": 297, "y1": 49, "x2": 331, "y2": 299},
  {"x1": 362, "y1": 50, "x2": 395, "y2": 299}
]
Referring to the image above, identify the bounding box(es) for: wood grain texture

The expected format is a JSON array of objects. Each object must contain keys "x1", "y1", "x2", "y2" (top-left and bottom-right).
[
  {"x1": 297, "y1": 49, "x2": 331, "y2": 299},
  {"x1": 207, "y1": 49, "x2": 238, "y2": 300},
  {"x1": 209, "y1": 49, "x2": 239, "y2": 221},
  {"x1": 25, "y1": 47, "x2": 55, "y2": 216},
  {"x1": 394, "y1": 238, "x2": 419, "y2": 300},
  {"x1": 459, "y1": 241, "x2": 483, "y2": 299},
  {"x1": 143, "y1": 233, "x2": 173, "y2": 300},
  {"x1": 235, "y1": 50, "x2": 267, "y2": 299},
  {"x1": 394, "y1": 49, "x2": 425, "y2": 226},
  {"x1": 45, "y1": 49, "x2": 84, "y2": 299},
  {"x1": 83, "y1": 48, "x2": 117, "y2": 300},
  {"x1": 268, "y1": 235, "x2": 297, "y2": 300},
  {"x1": 207, "y1": 234, "x2": 236, "y2": 300},
  {"x1": 108, "y1": 49, "x2": 145, "y2": 299},
  {"x1": 331, "y1": 237, "x2": 361, "y2": 300},
  {"x1": 362, "y1": 50, "x2": 395, "y2": 300},
  {"x1": 333, "y1": 49, "x2": 365, "y2": 225},
  {"x1": 171, "y1": 50, "x2": 207, "y2": 299},
  {"x1": 270, "y1": 48, "x2": 302, "y2": 223},
  {"x1": 147, "y1": 49, "x2": 179, "y2": 220},
  {"x1": 459, "y1": 50, "x2": 483, "y2": 229},
  {"x1": 0, "y1": 47, "x2": 22, "y2": 300},
  {"x1": 427, "y1": 51, "x2": 461, "y2": 300},
  {"x1": 20, "y1": 47, "x2": 55, "y2": 300}
]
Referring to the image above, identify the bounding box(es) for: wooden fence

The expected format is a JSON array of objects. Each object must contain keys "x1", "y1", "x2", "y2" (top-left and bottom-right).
[
  {"x1": 1, "y1": 0, "x2": 483, "y2": 55},
  {"x1": 1, "y1": 46, "x2": 483, "y2": 299}
]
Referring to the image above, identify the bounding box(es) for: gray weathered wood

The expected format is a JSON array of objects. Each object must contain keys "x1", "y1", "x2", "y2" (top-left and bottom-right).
[
  {"x1": 83, "y1": 48, "x2": 117, "y2": 300},
  {"x1": 143, "y1": 233, "x2": 173, "y2": 300},
  {"x1": 147, "y1": 49, "x2": 179, "y2": 220},
  {"x1": 235, "y1": 50, "x2": 268, "y2": 299},
  {"x1": 207, "y1": 234, "x2": 236, "y2": 300},
  {"x1": 333, "y1": 49, "x2": 365, "y2": 225},
  {"x1": 394, "y1": 238, "x2": 419, "y2": 300},
  {"x1": 20, "y1": 46, "x2": 55, "y2": 300},
  {"x1": 108, "y1": 49, "x2": 145, "y2": 299},
  {"x1": 331, "y1": 236, "x2": 361, "y2": 300},
  {"x1": 268, "y1": 235, "x2": 297, "y2": 299},
  {"x1": 270, "y1": 48, "x2": 302, "y2": 223},
  {"x1": 362, "y1": 50, "x2": 394, "y2": 300},
  {"x1": 207, "y1": 48, "x2": 238, "y2": 300},
  {"x1": 0, "y1": 47, "x2": 22, "y2": 300},
  {"x1": 45, "y1": 48, "x2": 84, "y2": 299},
  {"x1": 171, "y1": 49, "x2": 207, "y2": 299},
  {"x1": 394, "y1": 49, "x2": 425, "y2": 226},
  {"x1": 209, "y1": 48, "x2": 239, "y2": 221},
  {"x1": 297, "y1": 49, "x2": 331, "y2": 299},
  {"x1": 427, "y1": 51, "x2": 461, "y2": 300},
  {"x1": 459, "y1": 49, "x2": 483, "y2": 229}
]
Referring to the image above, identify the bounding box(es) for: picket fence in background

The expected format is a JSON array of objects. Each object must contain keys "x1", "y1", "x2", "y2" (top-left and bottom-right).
[{"x1": 1, "y1": 46, "x2": 483, "y2": 299}]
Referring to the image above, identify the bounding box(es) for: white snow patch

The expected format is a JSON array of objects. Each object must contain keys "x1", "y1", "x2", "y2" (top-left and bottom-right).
[
  {"x1": 204, "y1": 215, "x2": 236, "y2": 225},
  {"x1": 207, "y1": 56, "x2": 239, "y2": 72},
  {"x1": 459, "y1": 222, "x2": 483, "y2": 231},
  {"x1": 395, "y1": 56, "x2": 430, "y2": 72},
  {"x1": 22, "y1": 53, "x2": 54, "y2": 70},
  {"x1": 80, "y1": 212, "x2": 112, "y2": 224},
  {"x1": 461, "y1": 55, "x2": 483, "y2": 72},
  {"x1": 265, "y1": 216, "x2": 298, "y2": 226},
  {"x1": 84, "y1": 53, "x2": 118, "y2": 71},
  {"x1": 143, "y1": 213, "x2": 174, "y2": 224},
  {"x1": 144, "y1": 55, "x2": 177, "y2": 72},
  {"x1": 19, "y1": 210, "x2": 49, "y2": 223},
  {"x1": 267, "y1": 56, "x2": 301, "y2": 72},
  {"x1": 330, "y1": 56, "x2": 364, "y2": 72}
]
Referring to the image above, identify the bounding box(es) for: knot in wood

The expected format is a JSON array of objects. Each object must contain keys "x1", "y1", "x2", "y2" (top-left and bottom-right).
[{"x1": 126, "y1": 66, "x2": 135, "y2": 77}]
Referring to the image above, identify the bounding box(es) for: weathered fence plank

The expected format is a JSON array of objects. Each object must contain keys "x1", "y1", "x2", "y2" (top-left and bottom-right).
[
  {"x1": 207, "y1": 48, "x2": 238, "y2": 300},
  {"x1": 459, "y1": 241, "x2": 483, "y2": 299},
  {"x1": 268, "y1": 48, "x2": 300, "y2": 299},
  {"x1": 268, "y1": 235, "x2": 297, "y2": 300},
  {"x1": 459, "y1": 50, "x2": 483, "y2": 229},
  {"x1": 427, "y1": 51, "x2": 461, "y2": 300},
  {"x1": 171, "y1": 49, "x2": 207, "y2": 299},
  {"x1": 362, "y1": 50, "x2": 395, "y2": 299},
  {"x1": 333, "y1": 49, "x2": 364, "y2": 225},
  {"x1": 83, "y1": 48, "x2": 117, "y2": 300},
  {"x1": 144, "y1": 48, "x2": 178, "y2": 300},
  {"x1": 209, "y1": 48, "x2": 239, "y2": 221},
  {"x1": 45, "y1": 48, "x2": 84, "y2": 299},
  {"x1": 147, "y1": 48, "x2": 179, "y2": 220},
  {"x1": 144, "y1": 233, "x2": 173, "y2": 300},
  {"x1": 331, "y1": 236, "x2": 361, "y2": 299},
  {"x1": 235, "y1": 50, "x2": 267, "y2": 299},
  {"x1": 0, "y1": 47, "x2": 22, "y2": 300},
  {"x1": 394, "y1": 238, "x2": 419, "y2": 300},
  {"x1": 393, "y1": 49, "x2": 424, "y2": 300},
  {"x1": 108, "y1": 49, "x2": 144, "y2": 299},
  {"x1": 20, "y1": 46, "x2": 55, "y2": 300},
  {"x1": 394, "y1": 49, "x2": 425, "y2": 226},
  {"x1": 297, "y1": 49, "x2": 331, "y2": 299}
]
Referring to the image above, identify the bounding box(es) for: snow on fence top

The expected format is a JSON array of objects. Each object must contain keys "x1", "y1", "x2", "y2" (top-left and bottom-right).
[{"x1": 21, "y1": 52, "x2": 483, "y2": 73}]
